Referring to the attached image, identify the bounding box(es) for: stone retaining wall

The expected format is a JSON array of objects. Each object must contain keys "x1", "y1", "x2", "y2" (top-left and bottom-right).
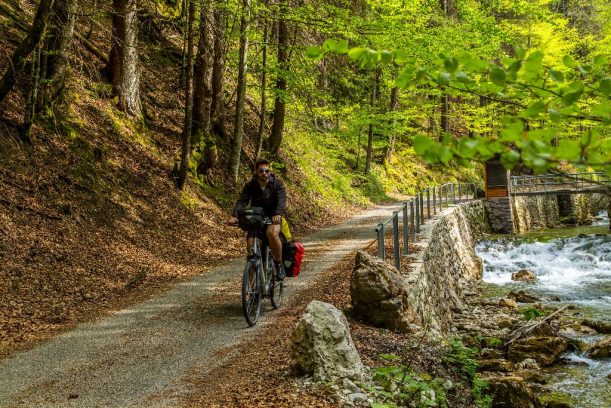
[
  {"x1": 512, "y1": 193, "x2": 608, "y2": 233},
  {"x1": 405, "y1": 201, "x2": 490, "y2": 333},
  {"x1": 511, "y1": 195, "x2": 559, "y2": 233}
]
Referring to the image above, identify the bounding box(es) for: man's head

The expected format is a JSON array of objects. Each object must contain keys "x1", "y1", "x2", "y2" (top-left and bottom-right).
[{"x1": 254, "y1": 159, "x2": 271, "y2": 182}]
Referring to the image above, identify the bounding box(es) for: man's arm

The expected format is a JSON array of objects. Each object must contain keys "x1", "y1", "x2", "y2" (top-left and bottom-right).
[
  {"x1": 232, "y1": 183, "x2": 251, "y2": 217},
  {"x1": 274, "y1": 179, "x2": 287, "y2": 216}
]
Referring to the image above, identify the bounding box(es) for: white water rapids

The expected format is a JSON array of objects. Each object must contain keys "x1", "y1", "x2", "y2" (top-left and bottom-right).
[{"x1": 476, "y1": 211, "x2": 610, "y2": 407}]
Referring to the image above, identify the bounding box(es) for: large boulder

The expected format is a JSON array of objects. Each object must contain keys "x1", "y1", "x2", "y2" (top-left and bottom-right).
[
  {"x1": 587, "y1": 336, "x2": 611, "y2": 359},
  {"x1": 507, "y1": 336, "x2": 568, "y2": 366},
  {"x1": 350, "y1": 251, "x2": 419, "y2": 332},
  {"x1": 292, "y1": 301, "x2": 367, "y2": 381},
  {"x1": 483, "y1": 375, "x2": 540, "y2": 408}
]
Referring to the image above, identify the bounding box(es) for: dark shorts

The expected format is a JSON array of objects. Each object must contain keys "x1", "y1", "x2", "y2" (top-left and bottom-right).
[{"x1": 246, "y1": 221, "x2": 280, "y2": 239}]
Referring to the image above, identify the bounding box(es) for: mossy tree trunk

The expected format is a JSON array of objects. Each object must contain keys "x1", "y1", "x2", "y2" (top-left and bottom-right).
[
  {"x1": 365, "y1": 69, "x2": 380, "y2": 175},
  {"x1": 192, "y1": 0, "x2": 214, "y2": 148},
  {"x1": 177, "y1": 0, "x2": 196, "y2": 190},
  {"x1": 229, "y1": 0, "x2": 251, "y2": 183},
  {"x1": 106, "y1": 0, "x2": 141, "y2": 118},
  {"x1": 255, "y1": 21, "x2": 268, "y2": 160},
  {"x1": 268, "y1": 0, "x2": 289, "y2": 156},
  {"x1": 40, "y1": 0, "x2": 77, "y2": 109},
  {"x1": 0, "y1": 0, "x2": 55, "y2": 105},
  {"x1": 210, "y1": 2, "x2": 226, "y2": 139}
]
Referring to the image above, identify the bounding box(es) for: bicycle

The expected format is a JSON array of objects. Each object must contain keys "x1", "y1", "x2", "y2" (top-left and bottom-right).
[{"x1": 235, "y1": 208, "x2": 284, "y2": 326}]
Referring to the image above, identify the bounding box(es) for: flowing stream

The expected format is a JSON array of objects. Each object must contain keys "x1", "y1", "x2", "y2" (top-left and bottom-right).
[{"x1": 476, "y1": 211, "x2": 610, "y2": 407}]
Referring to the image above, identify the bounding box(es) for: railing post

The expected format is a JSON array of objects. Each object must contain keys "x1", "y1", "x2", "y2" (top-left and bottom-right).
[
  {"x1": 410, "y1": 200, "x2": 416, "y2": 237},
  {"x1": 377, "y1": 223, "x2": 385, "y2": 260},
  {"x1": 440, "y1": 187, "x2": 443, "y2": 211},
  {"x1": 393, "y1": 212, "x2": 400, "y2": 270},
  {"x1": 415, "y1": 197, "x2": 420, "y2": 233},
  {"x1": 473, "y1": 183, "x2": 477, "y2": 200},
  {"x1": 420, "y1": 192, "x2": 425, "y2": 224},
  {"x1": 433, "y1": 187, "x2": 437, "y2": 215},
  {"x1": 459, "y1": 184, "x2": 462, "y2": 203},
  {"x1": 403, "y1": 203, "x2": 409, "y2": 255},
  {"x1": 445, "y1": 185, "x2": 449, "y2": 207},
  {"x1": 427, "y1": 189, "x2": 431, "y2": 219}
]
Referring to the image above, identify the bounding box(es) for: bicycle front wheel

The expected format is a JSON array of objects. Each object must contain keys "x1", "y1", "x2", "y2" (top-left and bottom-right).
[{"x1": 242, "y1": 261, "x2": 261, "y2": 326}]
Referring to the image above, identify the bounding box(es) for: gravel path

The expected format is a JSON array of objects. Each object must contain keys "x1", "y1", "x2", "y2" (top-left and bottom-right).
[{"x1": 0, "y1": 203, "x2": 399, "y2": 407}]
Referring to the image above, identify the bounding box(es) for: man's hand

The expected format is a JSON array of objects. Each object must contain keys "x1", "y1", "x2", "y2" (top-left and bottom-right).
[
  {"x1": 228, "y1": 216, "x2": 238, "y2": 226},
  {"x1": 272, "y1": 215, "x2": 282, "y2": 225}
]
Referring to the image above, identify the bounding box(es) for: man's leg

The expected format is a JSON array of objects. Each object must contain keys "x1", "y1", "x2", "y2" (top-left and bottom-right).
[
  {"x1": 266, "y1": 224, "x2": 285, "y2": 279},
  {"x1": 246, "y1": 237, "x2": 254, "y2": 255}
]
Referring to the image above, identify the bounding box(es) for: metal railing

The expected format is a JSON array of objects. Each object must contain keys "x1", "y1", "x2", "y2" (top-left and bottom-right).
[
  {"x1": 375, "y1": 182, "x2": 478, "y2": 271},
  {"x1": 510, "y1": 172, "x2": 610, "y2": 196}
]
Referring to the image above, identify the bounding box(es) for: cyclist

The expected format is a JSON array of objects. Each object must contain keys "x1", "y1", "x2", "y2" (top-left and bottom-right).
[{"x1": 229, "y1": 159, "x2": 287, "y2": 280}]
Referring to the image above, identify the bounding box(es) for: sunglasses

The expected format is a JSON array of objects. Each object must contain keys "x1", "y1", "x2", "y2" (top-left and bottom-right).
[{"x1": 258, "y1": 168, "x2": 271, "y2": 174}]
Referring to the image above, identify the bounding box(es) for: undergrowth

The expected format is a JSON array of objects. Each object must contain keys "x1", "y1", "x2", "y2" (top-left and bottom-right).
[
  {"x1": 368, "y1": 354, "x2": 449, "y2": 408},
  {"x1": 444, "y1": 338, "x2": 492, "y2": 408}
]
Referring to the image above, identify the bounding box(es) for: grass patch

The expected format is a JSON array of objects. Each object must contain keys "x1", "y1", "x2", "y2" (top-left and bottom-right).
[{"x1": 444, "y1": 338, "x2": 492, "y2": 408}]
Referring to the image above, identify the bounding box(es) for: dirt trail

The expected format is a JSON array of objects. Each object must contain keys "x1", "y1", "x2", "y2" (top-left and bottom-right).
[{"x1": 0, "y1": 203, "x2": 399, "y2": 407}]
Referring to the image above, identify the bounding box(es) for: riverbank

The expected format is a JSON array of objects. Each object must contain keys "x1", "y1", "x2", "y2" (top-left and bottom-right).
[{"x1": 475, "y1": 213, "x2": 611, "y2": 407}]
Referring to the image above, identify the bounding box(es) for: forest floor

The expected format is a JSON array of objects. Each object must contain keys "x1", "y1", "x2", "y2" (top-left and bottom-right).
[{"x1": 0, "y1": 202, "x2": 402, "y2": 407}]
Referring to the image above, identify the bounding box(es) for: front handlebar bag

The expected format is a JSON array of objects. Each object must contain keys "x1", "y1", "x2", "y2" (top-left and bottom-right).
[{"x1": 238, "y1": 207, "x2": 265, "y2": 231}]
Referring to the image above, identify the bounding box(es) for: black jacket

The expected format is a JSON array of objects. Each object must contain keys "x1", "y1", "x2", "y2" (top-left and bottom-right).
[{"x1": 232, "y1": 174, "x2": 286, "y2": 217}]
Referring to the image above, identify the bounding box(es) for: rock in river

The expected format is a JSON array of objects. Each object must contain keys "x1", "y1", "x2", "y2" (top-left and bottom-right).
[
  {"x1": 512, "y1": 269, "x2": 537, "y2": 282},
  {"x1": 587, "y1": 336, "x2": 611, "y2": 359},
  {"x1": 508, "y1": 336, "x2": 568, "y2": 367}
]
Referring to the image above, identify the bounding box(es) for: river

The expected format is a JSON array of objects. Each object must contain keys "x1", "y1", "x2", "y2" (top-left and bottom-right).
[{"x1": 476, "y1": 211, "x2": 610, "y2": 407}]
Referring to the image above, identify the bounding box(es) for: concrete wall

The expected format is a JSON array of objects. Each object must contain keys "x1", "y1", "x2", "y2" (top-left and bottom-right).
[{"x1": 406, "y1": 201, "x2": 490, "y2": 333}]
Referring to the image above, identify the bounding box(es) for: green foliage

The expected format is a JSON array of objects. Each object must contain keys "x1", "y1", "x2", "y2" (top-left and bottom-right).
[
  {"x1": 521, "y1": 306, "x2": 546, "y2": 321},
  {"x1": 367, "y1": 363, "x2": 448, "y2": 408},
  {"x1": 305, "y1": 0, "x2": 611, "y2": 176},
  {"x1": 444, "y1": 338, "x2": 492, "y2": 408}
]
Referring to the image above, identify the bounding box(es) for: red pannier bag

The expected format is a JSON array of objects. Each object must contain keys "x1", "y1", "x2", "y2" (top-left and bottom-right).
[
  {"x1": 282, "y1": 239, "x2": 305, "y2": 277},
  {"x1": 292, "y1": 241, "x2": 305, "y2": 277}
]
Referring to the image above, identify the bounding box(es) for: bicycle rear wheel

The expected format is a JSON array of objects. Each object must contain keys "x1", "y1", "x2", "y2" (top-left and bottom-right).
[
  {"x1": 269, "y1": 258, "x2": 284, "y2": 309},
  {"x1": 242, "y1": 261, "x2": 261, "y2": 326}
]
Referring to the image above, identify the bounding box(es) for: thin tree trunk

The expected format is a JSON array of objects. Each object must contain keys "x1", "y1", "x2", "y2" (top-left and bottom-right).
[
  {"x1": 268, "y1": 0, "x2": 288, "y2": 155},
  {"x1": 440, "y1": 93, "x2": 449, "y2": 138},
  {"x1": 255, "y1": 21, "x2": 268, "y2": 160},
  {"x1": 177, "y1": 0, "x2": 196, "y2": 190},
  {"x1": 385, "y1": 86, "x2": 399, "y2": 161},
  {"x1": 192, "y1": 0, "x2": 214, "y2": 147},
  {"x1": 23, "y1": 44, "x2": 42, "y2": 141},
  {"x1": 229, "y1": 0, "x2": 251, "y2": 183},
  {"x1": 106, "y1": 0, "x2": 141, "y2": 118},
  {"x1": 210, "y1": 4, "x2": 226, "y2": 138},
  {"x1": 41, "y1": 0, "x2": 77, "y2": 108},
  {"x1": 365, "y1": 69, "x2": 380, "y2": 175},
  {"x1": 0, "y1": 0, "x2": 54, "y2": 104}
]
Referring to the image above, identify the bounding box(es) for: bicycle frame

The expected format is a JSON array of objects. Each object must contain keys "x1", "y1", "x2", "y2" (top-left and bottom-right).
[{"x1": 249, "y1": 235, "x2": 273, "y2": 296}]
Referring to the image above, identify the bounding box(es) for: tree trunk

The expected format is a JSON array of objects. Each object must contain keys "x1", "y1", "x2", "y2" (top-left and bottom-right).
[
  {"x1": 268, "y1": 0, "x2": 288, "y2": 155},
  {"x1": 177, "y1": 0, "x2": 196, "y2": 190},
  {"x1": 106, "y1": 0, "x2": 141, "y2": 118},
  {"x1": 364, "y1": 69, "x2": 380, "y2": 175},
  {"x1": 385, "y1": 86, "x2": 399, "y2": 161},
  {"x1": 41, "y1": 0, "x2": 77, "y2": 108},
  {"x1": 0, "y1": 0, "x2": 54, "y2": 104},
  {"x1": 210, "y1": 3, "x2": 226, "y2": 138},
  {"x1": 192, "y1": 0, "x2": 213, "y2": 148},
  {"x1": 255, "y1": 22, "x2": 268, "y2": 160},
  {"x1": 440, "y1": 93, "x2": 449, "y2": 138},
  {"x1": 229, "y1": 0, "x2": 251, "y2": 183}
]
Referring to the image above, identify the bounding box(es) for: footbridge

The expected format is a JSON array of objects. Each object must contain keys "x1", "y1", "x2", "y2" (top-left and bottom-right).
[
  {"x1": 510, "y1": 172, "x2": 610, "y2": 196},
  {"x1": 484, "y1": 158, "x2": 609, "y2": 233}
]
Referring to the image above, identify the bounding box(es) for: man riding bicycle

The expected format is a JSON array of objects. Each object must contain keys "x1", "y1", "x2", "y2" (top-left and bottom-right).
[{"x1": 229, "y1": 159, "x2": 287, "y2": 280}]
